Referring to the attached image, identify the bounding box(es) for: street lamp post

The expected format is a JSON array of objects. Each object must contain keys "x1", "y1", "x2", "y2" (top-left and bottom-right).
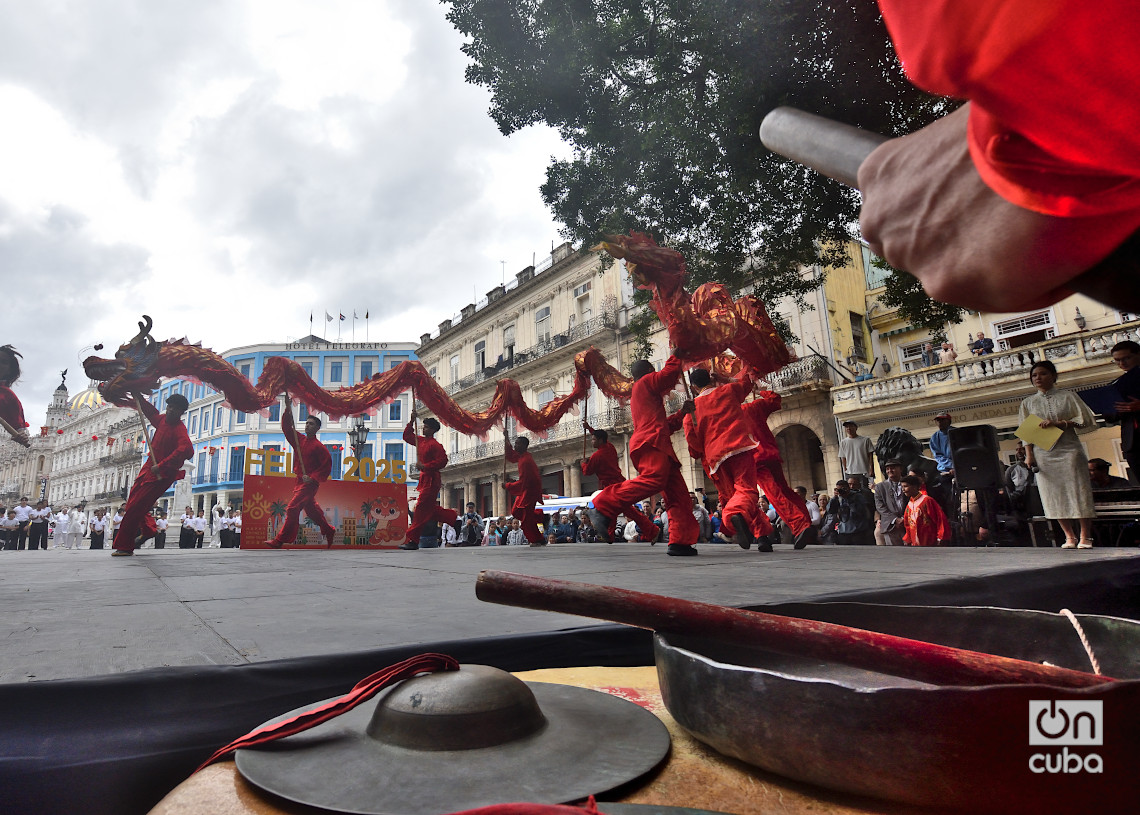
[{"x1": 347, "y1": 415, "x2": 370, "y2": 459}]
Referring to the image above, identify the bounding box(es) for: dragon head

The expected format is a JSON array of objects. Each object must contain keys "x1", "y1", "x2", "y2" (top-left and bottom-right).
[{"x1": 82, "y1": 315, "x2": 162, "y2": 402}]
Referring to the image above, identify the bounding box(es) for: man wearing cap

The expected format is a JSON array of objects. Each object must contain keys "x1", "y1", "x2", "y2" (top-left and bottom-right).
[
  {"x1": 399, "y1": 411, "x2": 458, "y2": 551},
  {"x1": 1088, "y1": 458, "x2": 1131, "y2": 490},
  {"x1": 929, "y1": 413, "x2": 955, "y2": 476},
  {"x1": 838, "y1": 421, "x2": 876, "y2": 484},
  {"x1": 113, "y1": 392, "x2": 195, "y2": 556},
  {"x1": 266, "y1": 405, "x2": 337, "y2": 548}
]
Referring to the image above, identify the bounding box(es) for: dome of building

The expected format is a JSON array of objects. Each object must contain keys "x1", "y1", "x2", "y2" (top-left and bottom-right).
[{"x1": 68, "y1": 387, "x2": 105, "y2": 411}]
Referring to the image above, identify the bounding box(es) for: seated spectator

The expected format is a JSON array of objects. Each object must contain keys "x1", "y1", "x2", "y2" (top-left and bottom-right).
[
  {"x1": 1089, "y1": 458, "x2": 1132, "y2": 489},
  {"x1": 551, "y1": 513, "x2": 576, "y2": 542},
  {"x1": 482, "y1": 517, "x2": 504, "y2": 546},
  {"x1": 504, "y1": 519, "x2": 527, "y2": 546},
  {"x1": 796, "y1": 486, "x2": 822, "y2": 527},
  {"x1": 826, "y1": 480, "x2": 873, "y2": 546},
  {"x1": 623, "y1": 518, "x2": 640, "y2": 542},
  {"x1": 576, "y1": 513, "x2": 597, "y2": 542}
]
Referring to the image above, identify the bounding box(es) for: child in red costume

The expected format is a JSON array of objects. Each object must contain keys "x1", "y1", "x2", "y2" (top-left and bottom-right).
[
  {"x1": 683, "y1": 368, "x2": 765, "y2": 550},
  {"x1": 580, "y1": 426, "x2": 656, "y2": 543},
  {"x1": 112, "y1": 393, "x2": 194, "y2": 556},
  {"x1": 590, "y1": 357, "x2": 699, "y2": 557},
  {"x1": 743, "y1": 390, "x2": 818, "y2": 550},
  {"x1": 901, "y1": 475, "x2": 952, "y2": 546},
  {"x1": 399, "y1": 413, "x2": 458, "y2": 550},
  {"x1": 266, "y1": 406, "x2": 337, "y2": 548},
  {"x1": 0, "y1": 346, "x2": 30, "y2": 447},
  {"x1": 505, "y1": 436, "x2": 544, "y2": 544}
]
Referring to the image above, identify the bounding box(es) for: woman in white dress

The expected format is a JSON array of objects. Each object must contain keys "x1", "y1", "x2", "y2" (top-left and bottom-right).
[{"x1": 1020, "y1": 360, "x2": 1097, "y2": 548}]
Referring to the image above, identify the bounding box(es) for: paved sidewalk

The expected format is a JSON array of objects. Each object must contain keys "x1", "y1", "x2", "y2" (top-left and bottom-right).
[{"x1": 2, "y1": 543, "x2": 1139, "y2": 683}]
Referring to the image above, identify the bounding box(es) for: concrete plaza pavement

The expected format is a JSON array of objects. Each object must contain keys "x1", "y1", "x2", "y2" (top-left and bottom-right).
[{"x1": 2, "y1": 542, "x2": 1140, "y2": 684}]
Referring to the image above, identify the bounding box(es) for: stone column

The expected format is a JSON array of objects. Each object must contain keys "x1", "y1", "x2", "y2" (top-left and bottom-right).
[
  {"x1": 568, "y1": 462, "x2": 582, "y2": 497},
  {"x1": 491, "y1": 474, "x2": 503, "y2": 517}
]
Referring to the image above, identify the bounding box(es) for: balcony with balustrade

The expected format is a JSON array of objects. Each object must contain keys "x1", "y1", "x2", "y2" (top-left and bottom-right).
[
  {"x1": 831, "y1": 321, "x2": 1139, "y2": 422},
  {"x1": 441, "y1": 311, "x2": 619, "y2": 398}
]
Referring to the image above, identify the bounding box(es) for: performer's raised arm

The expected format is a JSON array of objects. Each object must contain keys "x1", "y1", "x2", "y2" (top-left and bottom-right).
[
  {"x1": 280, "y1": 403, "x2": 297, "y2": 450},
  {"x1": 402, "y1": 417, "x2": 418, "y2": 446},
  {"x1": 644, "y1": 355, "x2": 683, "y2": 396}
]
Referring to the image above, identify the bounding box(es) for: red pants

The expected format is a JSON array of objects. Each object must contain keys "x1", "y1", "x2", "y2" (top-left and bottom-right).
[
  {"x1": 510, "y1": 500, "x2": 545, "y2": 543},
  {"x1": 597, "y1": 476, "x2": 655, "y2": 539},
  {"x1": 114, "y1": 469, "x2": 168, "y2": 552},
  {"x1": 594, "y1": 448, "x2": 698, "y2": 546},
  {"x1": 269, "y1": 479, "x2": 336, "y2": 545},
  {"x1": 711, "y1": 455, "x2": 770, "y2": 538},
  {"x1": 755, "y1": 459, "x2": 812, "y2": 536},
  {"x1": 406, "y1": 473, "x2": 458, "y2": 543}
]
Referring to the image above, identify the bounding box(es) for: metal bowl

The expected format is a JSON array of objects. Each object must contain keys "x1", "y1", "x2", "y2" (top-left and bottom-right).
[{"x1": 655, "y1": 603, "x2": 1140, "y2": 814}]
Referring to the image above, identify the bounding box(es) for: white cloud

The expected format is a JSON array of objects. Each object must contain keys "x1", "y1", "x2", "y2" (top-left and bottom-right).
[{"x1": 0, "y1": 1, "x2": 573, "y2": 425}]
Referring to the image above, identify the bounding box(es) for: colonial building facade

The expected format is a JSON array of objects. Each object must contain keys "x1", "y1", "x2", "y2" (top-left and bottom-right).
[
  {"x1": 415, "y1": 242, "x2": 637, "y2": 517},
  {"x1": 150, "y1": 337, "x2": 421, "y2": 514}
]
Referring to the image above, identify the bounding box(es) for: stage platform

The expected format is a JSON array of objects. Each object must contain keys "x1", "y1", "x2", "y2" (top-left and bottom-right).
[
  {"x1": 3, "y1": 542, "x2": 1140, "y2": 815},
  {"x1": 3, "y1": 542, "x2": 1140, "y2": 683}
]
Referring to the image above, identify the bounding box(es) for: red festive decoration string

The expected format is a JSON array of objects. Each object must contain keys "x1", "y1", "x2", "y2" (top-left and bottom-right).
[{"x1": 194, "y1": 653, "x2": 459, "y2": 773}]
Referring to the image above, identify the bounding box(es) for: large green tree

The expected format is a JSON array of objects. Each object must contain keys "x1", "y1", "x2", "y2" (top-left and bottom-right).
[{"x1": 444, "y1": 0, "x2": 956, "y2": 320}]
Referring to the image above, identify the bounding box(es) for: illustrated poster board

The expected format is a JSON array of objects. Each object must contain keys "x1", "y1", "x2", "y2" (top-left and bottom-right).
[{"x1": 241, "y1": 474, "x2": 408, "y2": 549}]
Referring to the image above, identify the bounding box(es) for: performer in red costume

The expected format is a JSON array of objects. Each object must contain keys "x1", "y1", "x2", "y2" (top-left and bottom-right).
[
  {"x1": 860, "y1": 3, "x2": 1140, "y2": 314},
  {"x1": 399, "y1": 411, "x2": 458, "y2": 550},
  {"x1": 266, "y1": 405, "x2": 337, "y2": 548},
  {"x1": 112, "y1": 393, "x2": 194, "y2": 556},
  {"x1": 590, "y1": 356, "x2": 700, "y2": 557},
  {"x1": 504, "y1": 436, "x2": 544, "y2": 544},
  {"x1": 743, "y1": 389, "x2": 818, "y2": 551},
  {"x1": 682, "y1": 368, "x2": 763, "y2": 550},
  {"x1": 580, "y1": 427, "x2": 657, "y2": 543},
  {"x1": 0, "y1": 346, "x2": 30, "y2": 447}
]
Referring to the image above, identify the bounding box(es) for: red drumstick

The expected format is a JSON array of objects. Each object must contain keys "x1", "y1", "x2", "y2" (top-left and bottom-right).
[{"x1": 475, "y1": 570, "x2": 1115, "y2": 688}]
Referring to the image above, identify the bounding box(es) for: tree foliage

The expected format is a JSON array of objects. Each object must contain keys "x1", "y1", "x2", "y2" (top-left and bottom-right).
[
  {"x1": 444, "y1": 0, "x2": 948, "y2": 315},
  {"x1": 875, "y1": 258, "x2": 966, "y2": 342}
]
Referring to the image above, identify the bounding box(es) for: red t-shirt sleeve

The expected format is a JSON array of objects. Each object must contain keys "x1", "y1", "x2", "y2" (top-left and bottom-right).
[{"x1": 878, "y1": 0, "x2": 1140, "y2": 217}]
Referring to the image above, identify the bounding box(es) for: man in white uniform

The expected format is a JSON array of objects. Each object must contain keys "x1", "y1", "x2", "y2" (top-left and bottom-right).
[
  {"x1": 67, "y1": 503, "x2": 88, "y2": 550},
  {"x1": 53, "y1": 506, "x2": 70, "y2": 549}
]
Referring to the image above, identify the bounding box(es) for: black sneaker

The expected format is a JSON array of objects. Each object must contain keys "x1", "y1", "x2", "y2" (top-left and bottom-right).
[
  {"x1": 587, "y1": 508, "x2": 614, "y2": 543},
  {"x1": 757, "y1": 539, "x2": 774, "y2": 552},
  {"x1": 793, "y1": 526, "x2": 818, "y2": 550},
  {"x1": 725, "y1": 514, "x2": 754, "y2": 550},
  {"x1": 398, "y1": 542, "x2": 419, "y2": 550},
  {"x1": 666, "y1": 544, "x2": 698, "y2": 557}
]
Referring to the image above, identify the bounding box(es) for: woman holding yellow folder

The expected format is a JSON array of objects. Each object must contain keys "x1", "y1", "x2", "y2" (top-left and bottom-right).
[{"x1": 1020, "y1": 360, "x2": 1097, "y2": 548}]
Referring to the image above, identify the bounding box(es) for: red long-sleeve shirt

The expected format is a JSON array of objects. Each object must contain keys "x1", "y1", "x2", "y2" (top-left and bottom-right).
[
  {"x1": 403, "y1": 422, "x2": 448, "y2": 472},
  {"x1": 629, "y1": 356, "x2": 684, "y2": 462},
  {"x1": 687, "y1": 378, "x2": 757, "y2": 475},
  {"x1": 580, "y1": 442, "x2": 624, "y2": 487},
  {"x1": 282, "y1": 409, "x2": 332, "y2": 482},
  {"x1": 139, "y1": 399, "x2": 194, "y2": 481},
  {"x1": 0, "y1": 386, "x2": 27, "y2": 436},
  {"x1": 742, "y1": 392, "x2": 783, "y2": 464},
  {"x1": 505, "y1": 446, "x2": 542, "y2": 504}
]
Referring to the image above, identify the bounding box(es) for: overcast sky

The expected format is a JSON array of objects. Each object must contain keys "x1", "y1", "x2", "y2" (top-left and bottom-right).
[{"x1": 0, "y1": 0, "x2": 572, "y2": 427}]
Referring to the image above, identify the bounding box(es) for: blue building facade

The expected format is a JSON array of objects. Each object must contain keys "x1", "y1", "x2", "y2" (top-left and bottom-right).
[{"x1": 150, "y1": 335, "x2": 419, "y2": 512}]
